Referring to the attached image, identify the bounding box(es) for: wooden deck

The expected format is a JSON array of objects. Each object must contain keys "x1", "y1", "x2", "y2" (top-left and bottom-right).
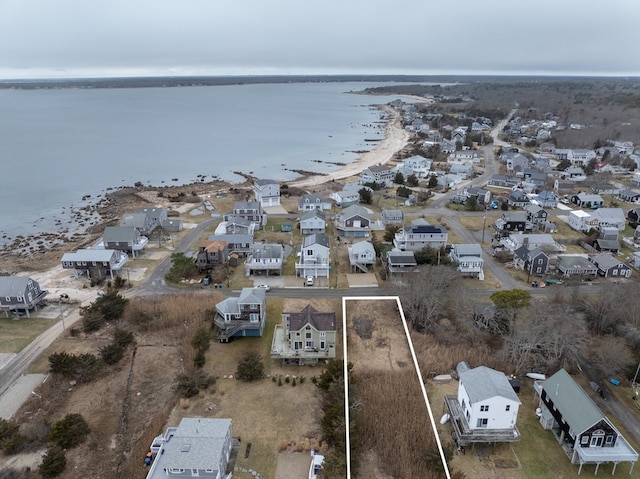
[{"x1": 444, "y1": 395, "x2": 521, "y2": 447}]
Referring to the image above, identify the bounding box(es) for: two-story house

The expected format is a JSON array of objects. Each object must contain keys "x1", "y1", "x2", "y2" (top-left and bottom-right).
[
  {"x1": 146, "y1": 418, "x2": 233, "y2": 479},
  {"x1": 618, "y1": 189, "x2": 640, "y2": 204},
  {"x1": 298, "y1": 193, "x2": 332, "y2": 212},
  {"x1": 358, "y1": 164, "x2": 395, "y2": 187},
  {"x1": 444, "y1": 362, "x2": 521, "y2": 447},
  {"x1": 121, "y1": 207, "x2": 168, "y2": 236},
  {"x1": 300, "y1": 209, "x2": 326, "y2": 235},
  {"x1": 102, "y1": 226, "x2": 148, "y2": 257},
  {"x1": 532, "y1": 190, "x2": 558, "y2": 208},
  {"x1": 524, "y1": 204, "x2": 548, "y2": 225},
  {"x1": 590, "y1": 253, "x2": 632, "y2": 279},
  {"x1": 348, "y1": 240, "x2": 376, "y2": 273},
  {"x1": 0, "y1": 276, "x2": 48, "y2": 318},
  {"x1": 494, "y1": 211, "x2": 529, "y2": 237},
  {"x1": 506, "y1": 190, "x2": 531, "y2": 208},
  {"x1": 335, "y1": 204, "x2": 371, "y2": 238},
  {"x1": 381, "y1": 209, "x2": 404, "y2": 227},
  {"x1": 254, "y1": 179, "x2": 280, "y2": 207},
  {"x1": 513, "y1": 246, "x2": 549, "y2": 276},
  {"x1": 330, "y1": 188, "x2": 360, "y2": 208},
  {"x1": 214, "y1": 287, "x2": 267, "y2": 341},
  {"x1": 393, "y1": 219, "x2": 447, "y2": 251},
  {"x1": 386, "y1": 249, "x2": 418, "y2": 275},
  {"x1": 215, "y1": 215, "x2": 256, "y2": 236},
  {"x1": 61, "y1": 249, "x2": 128, "y2": 280},
  {"x1": 296, "y1": 233, "x2": 330, "y2": 279},
  {"x1": 396, "y1": 155, "x2": 432, "y2": 179},
  {"x1": 534, "y1": 369, "x2": 638, "y2": 475},
  {"x1": 271, "y1": 304, "x2": 337, "y2": 365},
  {"x1": 207, "y1": 234, "x2": 253, "y2": 257},
  {"x1": 568, "y1": 210, "x2": 598, "y2": 233},
  {"x1": 223, "y1": 201, "x2": 265, "y2": 227},
  {"x1": 245, "y1": 243, "x2": 284, "y2": 276},
  {"x1": 590, "y1": 208, "x2": 627, "y2": 231},
  {"x1": 450, "y1": 244, "x2": 484, "y2": 279},
  {"x1": 195, "y1": 240, "x2": 229, "y2": 272}
]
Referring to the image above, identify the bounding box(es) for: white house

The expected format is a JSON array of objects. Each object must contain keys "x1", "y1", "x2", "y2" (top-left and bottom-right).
[
  {"x1": 501, "y1": 233, "x2": 563, "y2": 252},
  {"x1": 296, "y1": 233, "x2": 330, "y2": 278},
  {"x1": 359, "y1": 164, "x2": 395, "y2": 187},
  {"x1": 254, "y1": 179, "x2": 280, "y2": 207},
  {"x1": 590, "y1": 208, "x2": 627, "y2": 231},
  {"x1": 348, "y1": 240, "x2": 376, "y2": 273},
  {"x1": 396, "y1": 155, "x2": 433, "y2": 178},
  {"x1": 298, "y1": 193, "x2": 332, "y2": 212},
  {"x1": 568, "y1": 210, "x2": 598, "y2": 232},
  {"x1": 146, "y1": 418, "x2": 233, "y2": 479},
  {"x1": 393, "y1": 219, "x2": 448, "y2": 251},
  {"x1": 450, "y1": 244, "x2": 484, "y2": 280}
]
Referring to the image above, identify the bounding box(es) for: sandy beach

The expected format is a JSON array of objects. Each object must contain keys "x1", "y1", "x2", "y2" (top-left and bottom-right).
[{"x1": 290, "y1": 104, "x2": 410, "y2": 188}]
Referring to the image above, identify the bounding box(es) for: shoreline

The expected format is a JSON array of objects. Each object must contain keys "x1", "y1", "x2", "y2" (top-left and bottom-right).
[{"x1": 0, "y1": 103, "x2": 411, "y2": 273}]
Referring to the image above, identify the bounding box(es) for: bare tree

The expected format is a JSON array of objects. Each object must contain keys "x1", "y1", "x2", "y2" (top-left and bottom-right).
[{"x1": 397, "y1": 265, "x2": 458, "y2": 333}]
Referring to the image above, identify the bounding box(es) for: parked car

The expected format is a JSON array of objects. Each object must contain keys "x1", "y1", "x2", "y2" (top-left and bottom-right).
[
  {"x1": 256, "y1": 284, "x2": 270, "y2": 292},
  {"x1": 305, "y1": 276, "x2": 314, "y2": 286}
]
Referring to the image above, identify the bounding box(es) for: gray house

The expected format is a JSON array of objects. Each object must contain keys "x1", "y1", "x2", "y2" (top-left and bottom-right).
[
  {"x1": 381, "y1": 209, "x2": 404, "y2": 227},
  {"x1": 335, "y1": 204, "x2": 371, "y2": 238},
  {"x1": 146, "y1": 418, "x2": 234, "y2": 479},
  {"x1": 102, "y1": 226, "x2": 148, "y2": 257},
  {"x1": 245, "y1": 243, "x2": 284, "y2": 276},
  {"x1": 386, "y1": 250, "x2": 418, "y2": 275},
  {"x1": 300, "y1": 209, "x2": 326, "y2": 235},
  {"x1": 208, "y1": 234, "x2": 253, "y2": 257},
  {"x1": 223, "y1": 201, "x2": 265, "y2": 226},
  {"x1": 121, "y1": 207, "x2": 167, "y2": 235},
  {"x1": 535, "y1": 369, "x2": 638, "y2": 475},
  {"x1": 214, "y1": 287, "x2": 267, "y2": 341},
  {"x1": 271, "y1": 304, "x2": 337, "y2": 365},
  {"x1": 195, "y1": 240, "x2": 229, "y2": 272},
  {"x1": 61, "y1": 249, "x2": 128, "y2": 280},
  {"x1": 0, "y1": 276, "x2": 48, "y2": 318},
  {"x1": 590, "y1": 253, "x2": 632, "y2": 279},
  {"x1": 525, "y1": 204, "x2": 548, "y2": 225}
]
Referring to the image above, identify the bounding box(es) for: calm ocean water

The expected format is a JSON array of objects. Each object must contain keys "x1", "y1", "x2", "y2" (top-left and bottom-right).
[{"x1": 0, "y1": 81, "x2": 414, "y2": 248}]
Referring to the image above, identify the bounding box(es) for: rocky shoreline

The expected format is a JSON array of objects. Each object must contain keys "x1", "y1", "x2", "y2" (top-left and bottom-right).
[{"x1": 0, "y1": 103, "x2": 411, "y2": 275}]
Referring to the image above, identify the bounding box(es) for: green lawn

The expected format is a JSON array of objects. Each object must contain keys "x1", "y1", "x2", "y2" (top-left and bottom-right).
[{"x1": 0, "y1": 313, "x2": 58, "y2": 353}]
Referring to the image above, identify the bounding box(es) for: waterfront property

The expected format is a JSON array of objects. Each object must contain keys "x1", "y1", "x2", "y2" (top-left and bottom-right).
[
  {"x1": 0, "y1": 276, "x2": 48, "y2": 318},
  {"x1": 213, "y1": 287, "x2": 267, "y2": 341},
  {"x1": 271, "y1": 304, "x2": 337, "y2": 364},
  {"x1": 223, "y1": 201, "x2": 266, "y2": 227},
  {"x1": 298, "y1": 193, "x2": 332, "y2": 212},
  {"x1": 61, "y1": 249, "x2": 128, "y2": 280},
  {"x1": 254, "y1": 179, "x2": 281, "y2": 207},
  {"x1": 146, "y1": 418, "x2": 234, "y2": 479},
  {"x1": 101, "y1": 226, "x2": 148, "y2": 257},
  {"x1": 120, "y1": 207, "x2": 168, "y2": 236},
  {"x1": 534, "y1": 369, "x2": 638, "y2": 475},
  {"x1": 444, "y1": 362, "x2": 521, "y2": 447}
]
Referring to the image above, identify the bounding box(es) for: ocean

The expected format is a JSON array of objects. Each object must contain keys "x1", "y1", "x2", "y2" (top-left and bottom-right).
[{"x1": 0, "y1": 81, "x2": 416, "y2": 248}]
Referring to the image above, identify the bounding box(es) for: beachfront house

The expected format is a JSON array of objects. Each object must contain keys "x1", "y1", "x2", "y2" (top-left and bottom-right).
[
  {"x1": 121, "y1": 207, "x2": 168, "y2": 235},
  {"x1": 296, "y1": 233, "x2": 330, "y2": 279},
  {"x1": 298, "y1": 193, "x2": 332, "y2": 212},
  {"x1": 215, "y1": 215, "x2": 256, "y2": 236},
  {"x1": 207, "y1": 234, "x2": 253, "y2": 257},
  {"x1": 444, "y1": 362, "x2": 521, "y2": 447},
  {"x1": 271, "y1": 304, "x2": 337, "y2": 365},
  {"x1": 534, "y1": 369, "x2": 638, "y2": 475},
  {"x1": 61, "y1": 249, "x2": 128, "y2": 280},
  {"x1": 214, "y1": 287, "x2": 267, "y2": 341},
  {"x1": 396, "y1": 155, "x2": 432, "y2": 179},
  {"x1": 254, "y1": 179, "x2": 280, "y2": 207},
  {"x1": 359, "y1": 164, "x2": 395, "y2": 187},
  {"x1": 146, "y1": 418, "x2": 234, "y2": 479},
  {"x1": 245, "y1": 243, "x2": 284, "y2": 277},
  {"x1": 101, "y1": 226, "x2": 148, "y2": 257},
  {"x1": 0, "y1": 276, "x2": 48, "y2": 318},
  {"x1": 393, "y1": 218, "x2": 447, "y2": 251}
]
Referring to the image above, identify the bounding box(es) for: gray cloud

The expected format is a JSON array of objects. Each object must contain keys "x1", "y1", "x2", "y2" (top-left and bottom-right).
[{"x1": 1, "y1": 0, "x2": 638, "y2": 78}]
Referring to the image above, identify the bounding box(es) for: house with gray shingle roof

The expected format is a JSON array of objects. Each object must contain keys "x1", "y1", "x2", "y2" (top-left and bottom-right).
[
  {"x1": 271, "y1": 304, "x2": 337, "y2": 364},
  {"x1": 535, "y1": 369, "x2": 638, "y2": 475},
  {"x1": 359, "y1": 164, "x2": 395, "y2": 187},
  {"x1": 208, "y1": 234, "x2": 253, "y2": 257},
  {"x1": 245, "y1": 243, "x2": 284, "y2": 276},
  {"x1": 298, "y1": 193, "x2": 332, "y2": 212},
  {"x1": 0, "y1": 276, "x2": 48, "y2": 318},
  {"x1": 335, "y1": 204, "x2": 371, "y2": 238},
  {"x1": 618, "y1": 189, "x2": 640, "y2": 204},
  {"x1": 300, "y1": 209, "x2": 326, "y2": 235},
  {"x1": 450, "y1": 244, "x2": 484, "y2": 279},
  {"x1": 444, "y1": 362, "x2": 521, "y2": 447},
  {"x1": 146, "y1": 418, "x2": 233, "y2": 479},
  {"x1": 296, "y1": 233, "x2": 330, "y2": 278},
  {"x1": 102, "y1": 226, "x2": 148, "y2": 257},
  {"x1": 61, "y1": 249, "x2": 128, "y2": 280},
  {"x1": 214, "y1": 287, "x2": 267, "y2": 341},
  {"x1": 348, "y1": 240, "x2": 376, "y2": 273},
  {"x1": 590, "y1": 252, "x2": 632, "y2": 278},
  {"x1": 254, "y1": 179, "x2": 280, "y2": 207}
]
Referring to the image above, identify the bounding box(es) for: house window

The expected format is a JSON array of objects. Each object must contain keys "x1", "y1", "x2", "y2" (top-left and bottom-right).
[
  {"x1": 476, "y1": 418, "x2": 488, "y2": 428},
  {"x1": 306, "y1": 332, "x2": 312, "y2": 339},
  {"x1": 581, "y1": 436, "x2": 589, "y2": 445},
  {"x1": 5, "y1": 296, "x2": 10, "y2": 302},
  {"x1": 320, "y1": 332, "x2": 326, "y2": 337},
  {"x1": 505, "y1": 405, "x2": 510, "y2": 412},
  {"x1": 305, "y1": 341, "x2": 313, "y2": 348},
  {"x1": 461, "y1": 399, "x2": 466, "y2": 410},
  {"x1": 191, "y1": 469, "x2": 200, "y2": 476},
  {"x1": 480, "y1": 405, "x2": 489, "y2": 412},
  {"x1": 250, "y1": 313, "x2": 259, "y2": 323},
  {"x1": 294, "y1": 341, "x2": 302, "y2": 350},
  {"x1": 320, "y1": 341, "x2": 325, "y2": 349},
  {"x1": 169, "y1": 469, "x2": 185, "y2": 473}
]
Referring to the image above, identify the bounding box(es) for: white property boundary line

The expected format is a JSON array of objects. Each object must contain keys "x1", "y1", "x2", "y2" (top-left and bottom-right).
[{"x1": 341, "y1": 296, "x2": 451, "y2": 479}]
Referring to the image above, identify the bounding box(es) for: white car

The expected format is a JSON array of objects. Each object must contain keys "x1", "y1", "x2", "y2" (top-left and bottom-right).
[
  {"x1": 256, "y1": 284, "x2": 270, "y2": 292},
  {"x1": 305, "y1": 276, "x2": 314, "y2": 286}
]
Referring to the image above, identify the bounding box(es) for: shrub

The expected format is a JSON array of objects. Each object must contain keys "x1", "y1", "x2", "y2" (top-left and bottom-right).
[
  {"x1": 194, "y1": 351, "x2": 206, "y2": 368},
  {"x1": 48, "y1": 414, "x2": 90, "y2": 449},
  {"x1": 39, "y1": 447, "x2": 66, "y2": 478},
  {"x1": 99, "y1": 342, "x2": 125, "y2": 365},
  {"x1": 235, "y1": 351, "x2": 265, "y2": 382},
  {"x1": 0, "y1": 418, "x2": 22, "y2": 454},
  {"x1": 174, "y1": 369, "x2": 216, "y2": 398}
]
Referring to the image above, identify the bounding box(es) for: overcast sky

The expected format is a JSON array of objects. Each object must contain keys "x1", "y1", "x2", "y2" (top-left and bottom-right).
[{"x1": 1, "y1": 0, "x2": 639, "y2": 79}]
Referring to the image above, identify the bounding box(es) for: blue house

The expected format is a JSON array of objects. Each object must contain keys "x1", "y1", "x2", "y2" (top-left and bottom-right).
[{"x1": 214, "y1": 287, "x2": 267, "y2": 341}]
